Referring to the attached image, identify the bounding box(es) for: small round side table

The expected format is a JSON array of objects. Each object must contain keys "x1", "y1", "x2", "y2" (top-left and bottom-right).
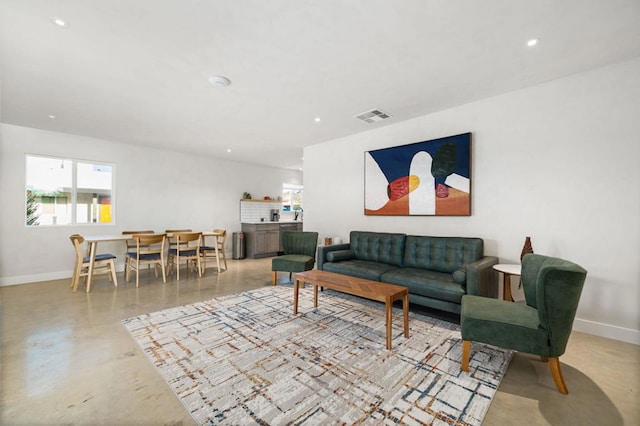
[{"x1": 493, "y1": 264, "x2": 522, "y2": 302}]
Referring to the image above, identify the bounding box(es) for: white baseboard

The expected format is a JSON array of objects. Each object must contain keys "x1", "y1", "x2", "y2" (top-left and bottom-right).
[
  {"x1": 0, "y1": 271, "x2": 71, "y2": 287},
  {"x1": 0, "y1": 256, "x2": 231, "y2": 287},
  {"x1": 573, "y1": 317, "x2": 640, "y2": 345}
]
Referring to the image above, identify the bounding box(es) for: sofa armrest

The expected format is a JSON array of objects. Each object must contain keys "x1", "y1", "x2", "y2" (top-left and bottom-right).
[
  {"x1": 317, "y1": 243, "x2": 350, "y2": 270},
  {"x1": 465, "y1": 256, "x2": 499, "y2": 298}
]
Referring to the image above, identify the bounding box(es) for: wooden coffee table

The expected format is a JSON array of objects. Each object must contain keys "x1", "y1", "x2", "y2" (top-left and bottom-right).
[{"x1": 293, "y1": 270, "x2": 409, "y2": 349}]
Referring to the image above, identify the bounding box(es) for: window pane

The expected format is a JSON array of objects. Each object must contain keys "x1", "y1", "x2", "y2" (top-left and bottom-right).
[
  {"x1": 25, "y1": 155, "x2": 115, "y2": 226},
  {"x1": 25, "y1": 156, "x2": 72, "y2": 225},
  {"x1": 77, "y1": 162, "x2": 113, "y2": 224}
]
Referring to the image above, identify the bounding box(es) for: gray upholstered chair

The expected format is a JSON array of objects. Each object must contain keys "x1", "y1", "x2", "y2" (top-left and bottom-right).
[
  {"x1": 460, "y1": 253, "x2": 587, "y2": 394},
  {"x1": 272, "y1": 231, "x2": 319, "y2": 285}
]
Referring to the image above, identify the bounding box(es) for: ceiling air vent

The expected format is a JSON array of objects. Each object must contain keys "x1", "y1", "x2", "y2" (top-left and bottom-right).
[{"x1": 354, "y1": 109, "x2": 391, "y2": 124}]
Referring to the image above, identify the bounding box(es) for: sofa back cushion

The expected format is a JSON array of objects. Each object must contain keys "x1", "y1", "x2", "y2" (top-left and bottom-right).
[
  {"x1": 404, "y1": 236, "x2": 484, "y2": 273},
  {"x1": 350, "y1": 231, "x2": 406, "y2": 267}
]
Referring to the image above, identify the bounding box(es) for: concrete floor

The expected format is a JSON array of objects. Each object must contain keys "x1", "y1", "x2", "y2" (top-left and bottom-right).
[{"x1": 1, "y1": 257, "x2": 638, "y2": 425}]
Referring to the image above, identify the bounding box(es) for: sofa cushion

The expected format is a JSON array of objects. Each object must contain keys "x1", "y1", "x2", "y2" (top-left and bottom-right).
[
  {"x1": 381, "y1": 268, "x2": 466, "y2": 304},
  {"x1": 322, "y1": 259, "x2": 399, "y2": 281},
  {"x1": 350, "y1": 231, "x2": 406, "y2": 267},
  {"x1": 403, "y1": 236, "x2": 483, "y2": 273},
  {"x1": 452, "y1": 268, "x2": 466, "y2": 284},
  {"x1": 272, "y1": 254, "x2": 315, "y2": 273},
  {"x1": 326, "y1": 249, "x2": 356, "y2": 262}
]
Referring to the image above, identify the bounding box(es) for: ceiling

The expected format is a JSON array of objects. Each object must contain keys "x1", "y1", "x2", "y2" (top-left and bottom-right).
[{"x1": 2, "y1": 1, "x2": 639, "y2": 171}]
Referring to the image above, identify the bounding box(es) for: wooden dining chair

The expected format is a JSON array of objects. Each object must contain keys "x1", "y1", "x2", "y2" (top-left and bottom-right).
[
  {"x1": 125, "y1": 233, "x2": 167, "y2": 287},
  {"x1": 165, "y1": 229, "x2": 192, "y2": 251},
  {"x1": 200, "y1": 229, "x2": 228, "y2": 273},
  {"x1": 166, "y1": 232, "x2": 202, "y2": 281},
  {"x1": 122, "y1": 230, "x2": 154, "y2": 273},
  {"x1": 69, "y1": 234, "x2": 118, "y2": 292}
]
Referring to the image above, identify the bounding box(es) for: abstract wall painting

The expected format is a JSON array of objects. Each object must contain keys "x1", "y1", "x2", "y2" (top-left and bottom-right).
[{"x1": 365, "y1": 133, "x2": 471, "y2": 216}]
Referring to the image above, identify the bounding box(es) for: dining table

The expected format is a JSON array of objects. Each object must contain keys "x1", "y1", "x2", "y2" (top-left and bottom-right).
[{"x1": 81, "y1": 231, "x2": 223, "y2": 292}]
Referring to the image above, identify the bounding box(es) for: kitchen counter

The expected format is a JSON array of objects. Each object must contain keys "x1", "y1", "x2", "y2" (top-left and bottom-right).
[{"x1": 241, "y1": 220, "x2": 302, "y2": 224}]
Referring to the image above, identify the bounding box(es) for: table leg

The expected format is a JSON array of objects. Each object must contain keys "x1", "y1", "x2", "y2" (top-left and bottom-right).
[
  {"x1": 293, "y1": 279, "x2": 299, "y2": 314},
  {"x1": 503, "y1": 273, "x2": 514, "y2": 302},
  {"x1": 386, "y1": 298, "x2": 392, "y2": 350},
  {"x1": 86, "y1": 241, "x2": 97, "y2": 293},
  {"x1": 313, "y1": 283, "x2": 318, "y2": 308},
  {"x1": 403, "y1": 293, "x2": 409, "y2": 338}
]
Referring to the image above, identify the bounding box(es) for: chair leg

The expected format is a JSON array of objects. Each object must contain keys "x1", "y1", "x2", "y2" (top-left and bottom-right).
[
  {"x1": 71, "y1": 260, "x2": 82, "y2": 291},
  {"x1": 548, "y1": 357, "x2": 569, "y2": 394},
  {"x1": 221, "y1": 250, "x2": 227, "y2": 270},
  {"x1": 160, "y1": 261, "x2": 166, "y2": 283},
  {"x1": 166, "y1": 256, "x2": 173, "y2": 276},
  {"x1": 272, "y1": 271, "x2": 277, "y2": 286},
  {"x1": 109, "y1": 259, "x2": 118, "y2": 287},
  {"x1": 461, "y1": 340, "x2": 471, "y2": 372}
]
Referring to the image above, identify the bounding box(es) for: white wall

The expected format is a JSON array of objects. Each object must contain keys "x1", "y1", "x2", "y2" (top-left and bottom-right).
[
  {"x1": 304, "y1": 58, "x2": 640, "y2": 344},
  {"x1": 0, "y1": 124, "x2": 302, "y2": 285}
]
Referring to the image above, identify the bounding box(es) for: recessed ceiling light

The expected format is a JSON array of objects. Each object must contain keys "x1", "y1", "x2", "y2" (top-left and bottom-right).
[
  {"x1": 527, "y1": 39, "x2": 538, "y2": 47},
  {"x1": 209, "y1": 76, "x2": 231, "y2": 87},
  {"x1": 226, "y1": 149, "x2": 232, "y2": 153},
  {"x1": 51, "y1": 17, "x2": 69, "y2": 28},
  {"x1": 48, "y1": 114, "x2": 56, "y2": 119},
  {"x1": 314, "y1": 117, "x2": 321, "y2": 123}
]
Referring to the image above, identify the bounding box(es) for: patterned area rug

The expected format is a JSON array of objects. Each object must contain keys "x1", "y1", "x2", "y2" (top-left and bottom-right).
[{"x1": 123, "y1": 286, "x2": 512, "y2": 425}]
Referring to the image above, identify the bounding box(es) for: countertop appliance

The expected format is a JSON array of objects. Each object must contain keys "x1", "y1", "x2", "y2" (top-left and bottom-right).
[{"x1": 270, "y1": 209, "x2": 280, "y2": 222}]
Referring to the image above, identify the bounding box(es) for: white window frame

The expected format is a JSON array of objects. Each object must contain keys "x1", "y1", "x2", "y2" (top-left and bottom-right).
[{"x1": 25, "y1": 154, "x2": 116, "y2": 227}]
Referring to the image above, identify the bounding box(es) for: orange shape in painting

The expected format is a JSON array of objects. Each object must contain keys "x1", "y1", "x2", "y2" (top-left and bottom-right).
[
  {"x1": 387, "y1": 175, "x2": 419, "y2": 201},
  {"x1": 365, "y1": 195, "x2": 410, "y2": 215}
]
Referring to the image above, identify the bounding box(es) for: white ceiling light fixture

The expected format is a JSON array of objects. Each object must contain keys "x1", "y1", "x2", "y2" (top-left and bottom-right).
[
  {"x1": 48, "y1": 114, "x2": 56, "y2": 119},
  {"x1": 51, "y1": 17, "x2": 69, "y2": 28},
  {"x1": 209, "y1": 76, "x2": 231, "y2": 87},
  {"x1": 527, "y1": 38, "x2": 539, "y2": 47},
  {"x1": 314, "y1": 117, "x2": 321, "y2": 123},
  {"x1": 354, "y1": 109, "x2": 391, "y2": 124},
  {"x1": 226, "y1": 148, "x2": 232, "y2": 153}
]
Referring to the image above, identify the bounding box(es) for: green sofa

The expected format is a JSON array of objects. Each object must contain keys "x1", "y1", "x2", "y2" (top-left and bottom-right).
[{"x1": 317, "y1": 231, "x2": 499, "y2": 314}]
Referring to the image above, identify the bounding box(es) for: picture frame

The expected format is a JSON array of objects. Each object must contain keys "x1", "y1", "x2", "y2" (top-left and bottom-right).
[{"x1": 364, "y1": 132, "x2": 472, "y2": 216}]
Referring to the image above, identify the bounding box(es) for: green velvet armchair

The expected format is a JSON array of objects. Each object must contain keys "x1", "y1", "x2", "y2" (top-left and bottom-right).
[
  {"x1": 460, "y1": 253, "x2": 587, "y2": 394},
  {"x1": 272, "y1": 231, "x2": 319, "y2": 286}
]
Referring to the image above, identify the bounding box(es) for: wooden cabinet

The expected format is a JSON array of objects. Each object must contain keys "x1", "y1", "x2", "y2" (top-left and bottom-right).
[
  {"x1": 242, "y1": 223, "x2": 280, "y2": 258},
  {"x1": 255, "y1": 228, "x2": 279, "y2": 254},
  {"x1": 242, "y1": 222, "x2": 303, "y2": 258}
]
